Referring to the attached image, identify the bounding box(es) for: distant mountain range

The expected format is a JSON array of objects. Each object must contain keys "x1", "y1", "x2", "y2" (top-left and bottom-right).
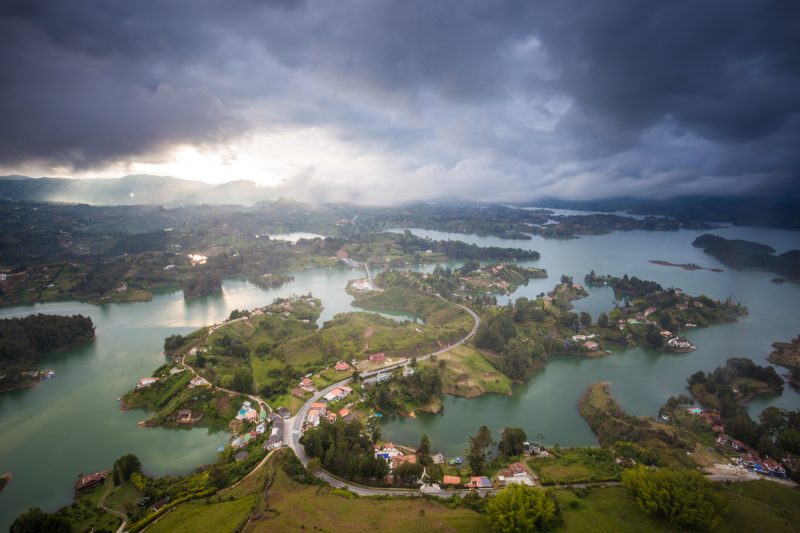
[{"x1": 0, "y1": 175, "x2": 281, "y2": 206}]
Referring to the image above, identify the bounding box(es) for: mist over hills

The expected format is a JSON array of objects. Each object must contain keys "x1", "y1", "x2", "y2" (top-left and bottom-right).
[
  {"x1": 1, "y1": 174, "x2": 799, "y2": 231},
  {"x1": 0, "y1": 175, "x2": 274, "y2": 206}
]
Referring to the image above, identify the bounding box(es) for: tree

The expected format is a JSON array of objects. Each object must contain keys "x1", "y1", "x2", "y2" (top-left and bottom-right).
[
  {"x1": 112, "y1": 453, "x2": 142, "y2": 485},
  {"x1": 394, "y1": 462, "x2": 424, "y2": 486},
  {"x1": 597, "y1": 312, "x2": 610, "y2": 328},
  {"x1": 10, "y1": 508, "x2": 70, "y2": 533},
  {"x1": 579, "y1": 311, "x2": 592, "y2": 327},
  {"x1": 229, "y1": 369, "x2": 254, "y2": 393},
  {"x1": 486, "y1": 484, "x2": 556, "y2": 532},
  {"x1": 163, "y1": 334, "x2": 185, "y2": 351},
  {"x1": 646, "y1": 328, "x2": 664, "y2": 348},
  {"x1": 418, "y1": 434, "x2": 432, "y2": 466},
  {"x1": 499, "y1": 427, "x2": 528, "y2": 457},
  {"x1": 622, "y1": 466, "x2": 727, "y2": 530},
  {"x1": 467, "y1": 425, "x2": 494, "y2": 475}
]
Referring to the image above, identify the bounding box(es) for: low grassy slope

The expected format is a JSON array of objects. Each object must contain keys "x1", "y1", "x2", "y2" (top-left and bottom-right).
[
  {"x1": 529, "y1": 447, "x2": 623, "y2": 485},
  {"x1": 432, "y1": 345, "x2": 512, "y2": 397},
  {"x1": 579, "y1": 382, "x2": 726, "y2": 468},
  {"x1": 554, "y1": 480, "x2": 800, "y2": 533},
  {"x1": 248, "y1": 467, "x2": 488, "y2": 533},
  {"x1": 148, "y1": 495, "x2": 257, "y2": 533}
]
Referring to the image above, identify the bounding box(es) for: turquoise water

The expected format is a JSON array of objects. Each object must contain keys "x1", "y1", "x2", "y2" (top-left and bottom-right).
[
  {"x1": 0, "y1": 225, "x2": 798, "y2": 527},
  {"x1": 379, "y1": 227, "x2": 800, "y2": 456}
]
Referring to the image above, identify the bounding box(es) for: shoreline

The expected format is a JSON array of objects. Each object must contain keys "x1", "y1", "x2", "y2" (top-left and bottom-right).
[{"x1": 649, "y1": 259, "x2": 723, "y2": 272}]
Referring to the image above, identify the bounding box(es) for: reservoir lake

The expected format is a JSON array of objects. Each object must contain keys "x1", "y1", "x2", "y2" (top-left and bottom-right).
[{"x1": 1, "y1": 225, "x2": 799, "y2": 527}]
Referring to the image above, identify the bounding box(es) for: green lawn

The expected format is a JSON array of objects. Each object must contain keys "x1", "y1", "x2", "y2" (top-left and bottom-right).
[
  {"x1": 529, "y1": 448, "x2": 622, "y2": 485},
  {"x1": 554, "y1": 481, "x2": 800, "y2": 533},
  {"x1": 249, "y1": 468, "x2": 487, "y2": 533},
  {"x1": 434, "y1": 345, "x2": 512, "y2": 397},
  {"x1": 147, "y1": 495, "x2": 257, "y2": 533}
]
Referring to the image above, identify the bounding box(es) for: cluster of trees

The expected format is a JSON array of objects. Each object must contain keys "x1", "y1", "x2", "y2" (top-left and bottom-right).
[
  {"x1": 112, "y1": 453, "x2": 142, "y2": 485},
  {"x1": 228, "y1": 308, "x2": 251, "y2": 320},
  {"x1": 0, "y1": 313, "x2": 95, "y2": 378},
  {"x1": 467, "y1": 425, "x2": 495, "y2": 475},
  {"x1": 687, "y1": 360, "x2": 799, "y2": 477},
  {"x1": 394, "y1": 230, "x2": 540, "y2": 261},
  {"x1": 689, "y1": 357, "x2": 784, "y2": 397},
  {"x1": 584, "y1": 271, "x2": 663, "y2": 296},
  {"x1": 182, "y1": 264, "x2": 223, "y2": 300},
  {"x1": 367, "y1": 366, "x2": 443, "y2": 413},
  {"x1": 258, "y1": 364, "x2": 301, "y2": 399},
  {"x1": 622, "y1": 466, "x2": 727, "y2": 530},
  {"x1": 9, "y1": 507, "x2": 71, "y2": 533},
  {"x1": 486, "y1": 484, "x2": 556, "y2": 532},
  {"x1": 216, "y1": 334, "x2": 250, "y2": 359},
  {"x1": 163, "y1": 334, "x2": 185, "y2": 351},
  {"x1": 301, "y1": 418, "x2": 389, "y2": 484},
  {"x1": 498, "y1": 427, "x2": 528, "y2": 457}
]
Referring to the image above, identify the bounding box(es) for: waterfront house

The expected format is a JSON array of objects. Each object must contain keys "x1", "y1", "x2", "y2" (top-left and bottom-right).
[
  {"x1": 660, "y1": 330, "x2": 673, "y2": 338},
  {"x1": 136, "y1": 377, "x2": 159, "y2": 390},
  {"x1": 75, "y1": 471, "x2": 107, "y2": 491},
  {"x1": 432, "y1": 452, "x2": 445, "y2": 464},
  {"x1": 583, "y1": 341, "x2": 599, "y2": 352}
]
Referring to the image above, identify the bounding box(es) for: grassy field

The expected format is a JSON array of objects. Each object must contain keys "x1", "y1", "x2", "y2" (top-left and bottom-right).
[
  {"x1": 554, "y1": 485, "x2": 669, "y2": 532},
  {"x1": 432, "y1": 345, "x2": 512, "y2": 397},
  {"x1": 247, "y1": 468, "x2": 488, "y2": 533},
  {"x1": 579, "y1": 382, "x2": 726, "y2": 468},
  {"x1": 529, "y1": 448, "x2": 622, "y2": 485},
  {"x1": 148, "y1": 495, "x2": 257, "y2": 533},
  {"x1": 56, "y1": 478, "x2": 122, "y2": 533},
  {"x1": 553, "y1": 480, "x2": 800, "y2": 533}
]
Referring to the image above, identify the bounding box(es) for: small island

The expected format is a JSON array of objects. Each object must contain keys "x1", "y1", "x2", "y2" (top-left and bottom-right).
[
  {"x1": 649, "y1": 260, "x2": 723, "y2": 272},
  {"x1": 0, "y1": 313, "x2": 95, "y2": 393},
  {"x1": 692, "y1": 234, "x2": 800, "y2": 281},
  {"x1": 768, "y1": 336, "x2": 800, "y2": 387}
]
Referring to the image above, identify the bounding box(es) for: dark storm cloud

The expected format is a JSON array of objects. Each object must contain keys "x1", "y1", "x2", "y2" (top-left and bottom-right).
[{"x1": 1, "y1": 0, "x2": 798, "y2": 199}]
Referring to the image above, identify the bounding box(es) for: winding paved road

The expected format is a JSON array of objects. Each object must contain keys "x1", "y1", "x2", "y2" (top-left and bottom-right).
[
  {"x1": 180, "y1": 292, "x2": 481, "y2": 498},
  {"x1": 284, "y1": 297, "x2": 481, "y2": 497}
]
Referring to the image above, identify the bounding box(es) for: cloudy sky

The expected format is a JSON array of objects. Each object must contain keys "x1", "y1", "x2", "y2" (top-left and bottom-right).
[{"x1": 1, "y1": 0, "x2": 798, "y2": 204}]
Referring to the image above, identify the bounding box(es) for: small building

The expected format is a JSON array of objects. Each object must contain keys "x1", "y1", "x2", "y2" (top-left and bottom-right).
[
  {"x1": 338, "y1": 408, "x2": 350, "y2": 418},
  {"x1": 291, "y1": 387, "x2": 305, "y2": 398},
  {"x1": 136, "y1": 377, "x2": 159, "y2": 390},
  {"x1": 391, "y1": 454, "x2": 418, "y2": 471},
  {"x1": 276, "y1": 407, "x2": 292, "y2": 419},
  {"x1": 299, "y1": 377, "x2": 316, "y2": 392},
  {"x1": 75, "y1": 471, "x2": 107, "y2": 491},
  {"x1": 234, "y1": 451, "x2": 248, "y2": 462},
  {"x1": 334, "y1": 361, "x2": 350, "y2": 372},
  {"x1": 660, "y1": 330, "x2": 673, "y2": 338},
  {"x1": 583, "y1": 341, "x2": 599, "y2": 352},
  {"x1": 402, "y1": 366, "x2": 415, "y2": 377},
  {"x1": 151, "y1": 498, "x2": 170, "y2": 512},
  {"x1": 432, "y1": 452, "x2": 445, "y2": 464},
  {"x1": 369, "y1": 352, "x2": 387, "y2": 363},
  {"x1": 468, "y1": 476, "x2": 492, "y2": 489},
  {"x1": 189, "y1": 376, "x2": 210, "y2": 388},
  {"x1": 442, "y1": 475, "x2": 461, "y2": 486}
]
